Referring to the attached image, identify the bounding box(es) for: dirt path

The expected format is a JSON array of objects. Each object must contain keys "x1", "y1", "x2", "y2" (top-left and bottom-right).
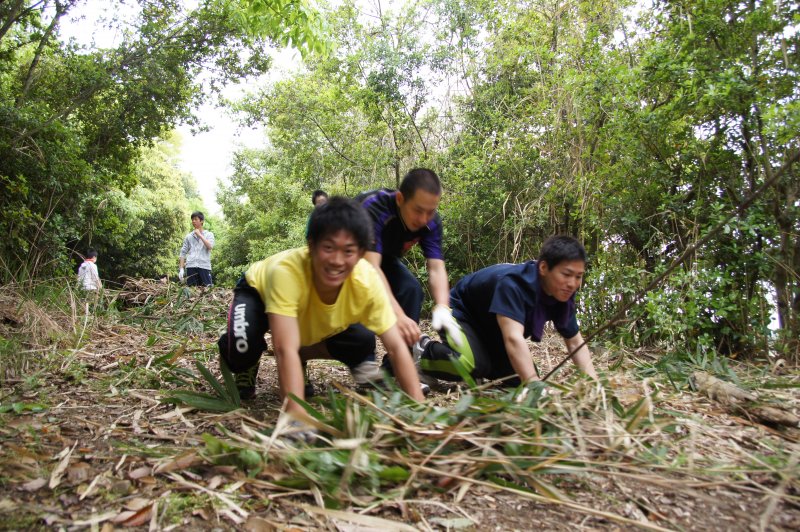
[{"x1": 1, "y1": 284, "x2": 798, "y2": 530}]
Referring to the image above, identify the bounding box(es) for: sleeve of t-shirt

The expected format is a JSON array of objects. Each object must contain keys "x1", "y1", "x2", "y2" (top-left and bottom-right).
[
  {"x1": 488, "y1": 277, "x2": 527, "y2": 325},
  {"x1": 206, "y1": 231, "x2": 215, "y2": 247},
  {"x1": 359, "y1": 266, "x2": 397, "y2": 335},
  {"x1": 263, "y1": 262, "x2": 303, "y2": 318},
  {"x1": 361, "y1": 195, "x2": 386, "y2": 255},
  {"x1": 419, "y1": 218, "x2": 444, "y2": 260}
]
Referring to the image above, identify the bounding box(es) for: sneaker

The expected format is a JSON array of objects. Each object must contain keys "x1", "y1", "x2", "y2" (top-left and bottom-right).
[
  {"x1": 412, "y1": 335, "x2": 436, "y2": 394},
  {"x1": 418, "y1": 372, "x2": 438, "y2": 391},
  {"x1": 419, "y1": 380, "x2": 431, "y2": 396},
  {"x1": 412, "y1": 335, "x2": 432, "y2": 363},
  {"x1": 302, "y1": 362, "x2": 314, "y2": 398},
  {"x1": 350, "y1": 360, "x2": 384, "y2": 387},
  {"x1": 233, "y1": 361, "x2": 259, "y2": 400}
]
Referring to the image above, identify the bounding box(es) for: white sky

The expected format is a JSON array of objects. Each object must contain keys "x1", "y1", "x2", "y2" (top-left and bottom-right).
[{"x1": 58, "y1": 1, "x2": 303, "y2": 215}]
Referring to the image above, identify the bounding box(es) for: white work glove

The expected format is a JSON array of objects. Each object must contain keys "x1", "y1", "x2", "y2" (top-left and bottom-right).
[
  {"x1": 431, "y1": 304, "x2": 464, "y2": 348},
  {"x1": 178, "y1": 268, "x2": 185, "y2": 282}
]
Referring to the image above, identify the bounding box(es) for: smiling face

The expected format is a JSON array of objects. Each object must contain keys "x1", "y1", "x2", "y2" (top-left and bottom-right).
[
  {"x1": 396, "y1": 189, "x2": 441, "y2": 231},
  {"x1": 309, "y1": 230, "x2": 365, "y2": 300},
  {"x1": 538, "y1": 259, "x2": 585, "y2": 302}
]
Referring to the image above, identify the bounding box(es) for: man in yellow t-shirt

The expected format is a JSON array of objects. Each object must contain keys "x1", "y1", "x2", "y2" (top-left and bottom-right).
[{"x1": 217, "y1": 197, "x2": 425, "y2": 424}]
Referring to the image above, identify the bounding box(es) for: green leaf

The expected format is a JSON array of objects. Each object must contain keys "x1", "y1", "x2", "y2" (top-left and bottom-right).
[
  {"x1": 195, "y1": 360, "x2": 234, "y2": 404},
  {"x1": 378, "y1": 465, "x2": 409, "y2": 482}
]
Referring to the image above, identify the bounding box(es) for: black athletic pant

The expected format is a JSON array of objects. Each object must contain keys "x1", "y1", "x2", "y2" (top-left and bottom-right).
[
  {"x1": 217, "y1": 277, "x2": 375, "y2": 372},
  {"x1": 419, "y1": 319, "x2": 521, "y2": 387},
  {"x1": 376, "y1": 256, "x2": 424, "y2": 372}
]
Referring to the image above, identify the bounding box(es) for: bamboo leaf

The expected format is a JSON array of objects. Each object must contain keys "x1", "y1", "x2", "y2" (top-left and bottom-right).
[{"x1": 194, "y1": 360, "x2": 232, "y2": 403}]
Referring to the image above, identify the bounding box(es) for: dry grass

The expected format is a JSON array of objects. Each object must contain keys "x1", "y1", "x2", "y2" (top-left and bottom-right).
[{"x1": 0, "y1": 280, "x2": 798, "y2": 530}]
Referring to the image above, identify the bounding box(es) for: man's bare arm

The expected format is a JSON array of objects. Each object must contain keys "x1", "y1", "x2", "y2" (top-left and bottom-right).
[
  {"x1": 269, "y1": 313, "x2": 307, "y2": 415},
  {"x1": 426, "y1": 258, "x2": 450, "y2": 307},
  {"x1": 379, "y1": 325, "x2": 425, "y2": 401},
  {"x1": 497, "y1": 315, "x2": 538, "y2": 383},
  {"x1": 564, "y1": 332, "x2": 598, "y2": 380}
]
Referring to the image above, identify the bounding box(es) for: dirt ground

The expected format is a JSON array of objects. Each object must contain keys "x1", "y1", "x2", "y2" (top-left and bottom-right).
[{"x1": 0, "y1": 285, "x2": 799, "y2": 531}]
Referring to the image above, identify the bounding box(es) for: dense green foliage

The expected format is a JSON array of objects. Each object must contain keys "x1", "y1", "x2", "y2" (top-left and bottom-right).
[
  {"x1": 219, "y1": 0, "x2": 799, "y2": 358},
  {"x1": 1, "y1": 0, "x2": 798, "y2": 358},
  {"x1": 0, "y1": 0, "x2": 328, "y2": 282}
]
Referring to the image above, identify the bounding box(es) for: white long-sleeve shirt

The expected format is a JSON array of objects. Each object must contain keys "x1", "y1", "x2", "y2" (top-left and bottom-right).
[
  {"x1": 77, "y1": 261, "x2": 101, "y2": 290},
  {"x1": 180, "y1": 230, "x2": 215, "y2": 270}
]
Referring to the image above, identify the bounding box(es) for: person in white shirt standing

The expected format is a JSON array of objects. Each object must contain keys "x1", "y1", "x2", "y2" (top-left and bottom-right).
[
  {"x1": 77, "y1": 249, "x2": 102, "y2": 290},
  {"x1": 179, "y1": 211, "x2": 215, "y2": 286}
]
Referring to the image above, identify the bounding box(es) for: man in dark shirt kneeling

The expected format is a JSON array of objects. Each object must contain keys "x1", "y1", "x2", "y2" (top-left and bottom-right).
[{"x1": 414, "y1": 235, "x2": 598, "y2": 386}]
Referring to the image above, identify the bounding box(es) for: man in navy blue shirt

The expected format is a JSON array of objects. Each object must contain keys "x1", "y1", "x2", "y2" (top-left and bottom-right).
[
  {"x1": 357, "y1": 169, "x2": 462, "y2": 378},
  {"x1": 415, "y1": 235, "x2": 598, "y2": 384}
]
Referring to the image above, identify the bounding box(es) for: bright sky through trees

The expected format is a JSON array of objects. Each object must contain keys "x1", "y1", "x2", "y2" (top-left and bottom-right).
[{"x1": 58, "y1": 0, "x2": 301, "y2": 214}]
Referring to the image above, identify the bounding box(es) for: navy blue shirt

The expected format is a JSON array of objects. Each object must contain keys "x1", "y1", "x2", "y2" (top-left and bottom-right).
[
  {"x1": 357, "y1": 189, "x2": 444, "y2": 260},
  {"x1": 450, "y1": 261, "x2": 579, "y2": 355}
]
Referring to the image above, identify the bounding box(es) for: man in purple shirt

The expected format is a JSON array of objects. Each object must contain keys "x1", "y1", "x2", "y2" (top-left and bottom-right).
[
  {"x1": 414, "y1": 235, "x2": 598, "y2": 384},
  {"x1": 357, "y1": 169, "x2": 462, "y2": 379}
]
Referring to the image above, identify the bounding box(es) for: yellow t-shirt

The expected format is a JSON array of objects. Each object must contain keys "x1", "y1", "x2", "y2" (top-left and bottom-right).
[{"x1": 244, "y1": 247, "x2": 396, "y2": 346}]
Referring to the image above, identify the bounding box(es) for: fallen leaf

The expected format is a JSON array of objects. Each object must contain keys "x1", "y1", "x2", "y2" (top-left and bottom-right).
[
  {"x1": 20, "y1": 477, "x2": 47, "y2": 492},
  {"x1": 109, "y1": 479, "x2": 133, "y2": 495},
  {"x1": 67, "y1": 462, "x2": 93, "y2": 484},
  {"x1": 207, "y1": 475, "x2": 224, "y2": 490},
  {"x1": 244, "y1": 516, "x2": 278, "y2": 531},
  {"x1": 131, "y1": 409, "x2": 144, "y2": 434},
  {"x1": 49, "y1": 443, "x2": 76, "y2": 489},
  {"x1": 192, "y1": 507, "x2": 211, "y2": 521},
  {"x1": 124, "y1": 497, "x2": 152, "y2": 511},
  {"x1": 0, "y1": 499, "x2": 17, "y2": 512},
  {"x1": 68, "y1": 511, "x2": 117, "y2": 527},
  {"x1": 111, "y1": 510, "x2": 136, "y2": 524},
  {"x1": 114, "y1": 504, "x2": 153, "y2": 527},
  {"x1": 128, "y1": 466, "x2": 152, "y2": 479},
  {"x1": 153, "y1": 451, "x2": 200, "y2": 474}
]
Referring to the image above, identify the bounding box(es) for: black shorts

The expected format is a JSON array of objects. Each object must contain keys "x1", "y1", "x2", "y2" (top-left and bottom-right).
[
  {"x1": 185, "y1": 267, "x2": 212, "y2": 286},
  {"x1": 217, "y1": 277, "x2": 375, "y2": 372}
]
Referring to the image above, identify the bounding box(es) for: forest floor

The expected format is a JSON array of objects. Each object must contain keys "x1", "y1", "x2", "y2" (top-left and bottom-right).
[{"x1": 0, "y1": 280, "x2": 799, "y2": 531}]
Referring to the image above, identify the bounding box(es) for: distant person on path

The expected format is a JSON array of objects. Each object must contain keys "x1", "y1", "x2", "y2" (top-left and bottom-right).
[
  {"x1": 77, "y1": 249, "x2": 102, "y2": 291},
  {"x1": 357, "y1": 168, "x2": 463, "y2": 378},
  {"x1": 179, "y1": 211, "x2": 215, "y2": 286},
  {"x1": 217, "y1": 197, "x2": 425, "y2": 428},
  {"x1": 312, "y1": 189, "x2": 329, "y2": 207},
  {"x1": 414, "y1": 235, "x2": 599, "y2": 385}
]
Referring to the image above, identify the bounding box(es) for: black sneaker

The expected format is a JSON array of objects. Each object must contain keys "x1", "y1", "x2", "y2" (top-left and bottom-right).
[
  {"x1": 412, "y1": 335, "x2": 436, "y2": 394},
  {"x1": 234, "y1": 361, "x2": 259, "y2": 400},
  {"x1": 412, "y1": 335, "x2": 431, "y2": 363}
]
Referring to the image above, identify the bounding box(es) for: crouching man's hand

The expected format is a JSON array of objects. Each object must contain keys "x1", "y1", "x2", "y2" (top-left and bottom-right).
[{"x1": 432, "y1": 305, "x2": 464, "y2": 348}]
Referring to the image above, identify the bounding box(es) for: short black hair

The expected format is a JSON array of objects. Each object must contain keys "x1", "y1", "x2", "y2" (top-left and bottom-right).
[
  {"x1": 307, "y1": 196, "x2": 373, "y2": 250},
  {"x1": 399, "y1": 168, "x2": 441, "y2": 200},
  {"x1": 539, "y1": 236, "x2": 587, "y2": 269},
  {"x1": 86, "y1": 249, "x2": 98, "y2": 259},
  {"x1": 311, "y1": 189, "x2": 328, "y2": 205},
  {"x1": 191, "y1": 211, "x2": 204, "y2": 221}
]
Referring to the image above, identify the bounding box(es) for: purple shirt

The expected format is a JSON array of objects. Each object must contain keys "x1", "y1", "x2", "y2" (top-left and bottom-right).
[{"x1": 357, "y1": 189, "x2": 444, "y2": 260}]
